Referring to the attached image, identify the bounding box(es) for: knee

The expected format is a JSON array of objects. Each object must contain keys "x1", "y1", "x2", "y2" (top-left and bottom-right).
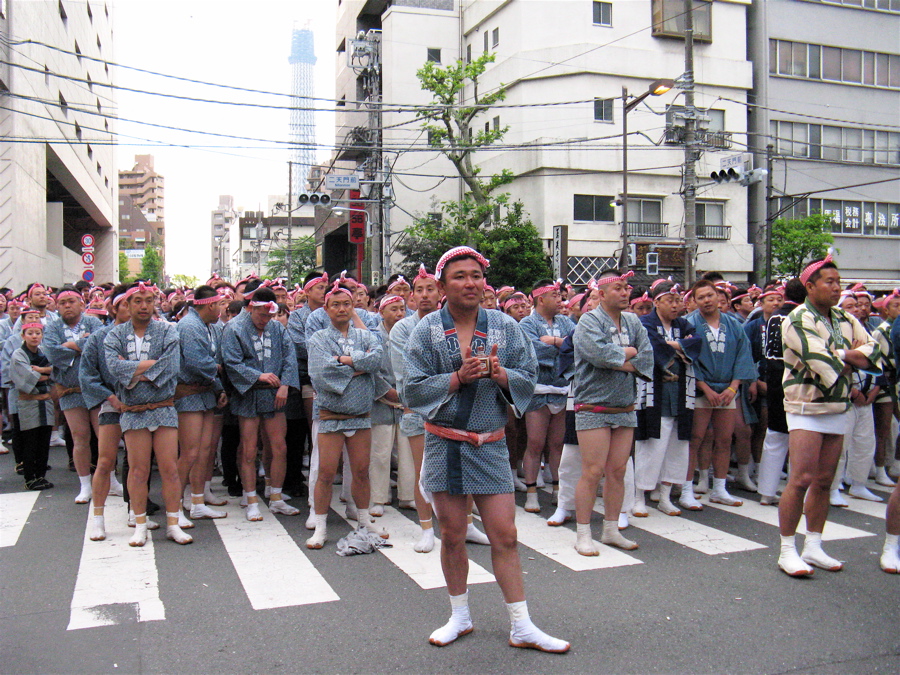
[
  {"x1": 95, "y1": 456, "x2": 114, "y2": 473},
  {"x1": 129, "y1": 466, "x2": 149, "y2": 484},
  {"x1": 791, "y1": 471, "x2": 815, "y2": 490},
  {"x1": 580, "y1": 465, "x2": 603, "y2": 484},
  {"x1": 489, "y1": 524, "x2": 517, "y2": 550}
]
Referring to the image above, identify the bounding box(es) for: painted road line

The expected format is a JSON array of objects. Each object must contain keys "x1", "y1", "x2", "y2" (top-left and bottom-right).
[
  {"x1": 366, "y1": 505, "x2": 495, "y2": 589},
  {"x1": 214, "y1": 501, "x2": 339, "y2": 610},
  {"x1": 624, "y1": 507, "x2": 767, "y2": 555},
  {"x1": 67, "y1": 499, "x2": 165, "y2": 630},
  {"x1": 513, "y1": 506, "x2": 643, "y2": 571},
  {"x1": 841, "y1": 497, "x2": 887, "y2": 520},
  {"x1": 703, "y1": 496, "x2": 875, "y2": 541},
  {"x1": 0, "y1": 491, "x2": 39, "y2": 548}
]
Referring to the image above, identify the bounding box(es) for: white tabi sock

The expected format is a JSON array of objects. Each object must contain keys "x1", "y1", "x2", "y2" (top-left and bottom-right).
[
  {"x1": 658, "y1": 483, "x2": 681, "y2": 515},
  {"x1": 166, "y1": 512, "x2": 193, "y2": 545},
  {"x1": 710, "y1": 477, "x2": 743, "y2": 506},
  {"x1": 547, "y1": 507, "x2": 570, "y2": 526},
  {"x1": 129, "y1": 514, "x2": 149, "y2": 547},
  {"x1": 601, "y1": 519, "x2": 638, "y2": 550},
  {"x1": 89, "y1": 514, "x2": 106, "y2": 541},
  {"x1": 778, "y1": 534, "x2": 814, "y2": 576},
  {"x1": 801, "y1": 531, "x2": 842, "y2": 571},
  {"x1": 358, "y1": 507, "x2": 389, "y2": 538},
  {"x1": 75, "y1": 474, "x2": 93, "y2": 504},
  {"x1": 507, "y1": 600, "x2": 570, "y2": 653},
  {"x1": 679, "y1": 481, "x2": 703, "y2": 510},
  {"x1": 203, "y1": 481, "x2": 227, "y2": 505},
  {"x1": 428, "y1": 592, "x2": 473, "y2": 646},
  {"x1": 415, "y1": 520, "x2": 435, "y2": 553},
  {"x1": 881, "y1": 534, "x2": 900, "y2": 573},
  {"x1": 632, "y1": 489, "x2": 648, "y2": 517},
  {"x1": 306, "y1": 514, "x2": 328, "y2": 549},
  {"x1": 108, "y1": 473, "x2": 124, "y2": 497},
  {"x1": 575, "y1": 522, "x2": 598, "y2": 556},
  {"x1": 465, "y1": 521, "x2": 490, "y2": 545}
]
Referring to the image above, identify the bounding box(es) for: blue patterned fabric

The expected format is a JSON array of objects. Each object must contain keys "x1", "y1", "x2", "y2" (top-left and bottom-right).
[
  {"x1": 79, "y1": 323, "x2": 116, "y2": 410},
  {"x1": 43, "y1": 313, "x2": 103, "y2": 410},
  {"x1": 175, "y1": 308, "x2": 222, "y2": 413},
  {"x1": 389, "y1": 312, "x2": 426, "y2": 437},
  {"x1": 518, "y1": 312, "x2": 576, "y2": 412}
]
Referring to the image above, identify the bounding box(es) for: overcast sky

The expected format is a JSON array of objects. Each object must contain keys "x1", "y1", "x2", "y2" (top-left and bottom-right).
[{"x1": 114, "y1": 0, "x2": 337, "y2": 279}]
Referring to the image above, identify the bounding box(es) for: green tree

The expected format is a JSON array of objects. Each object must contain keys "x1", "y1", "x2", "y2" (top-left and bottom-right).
[
  {"x1": 118, "y1": 251, "x2": 134, "y2": 284},
  {"x1": 398, "y1": 201, "x2": 551, "y2": 290},
  {"x1": 265, "y1": 236, "x2": 317, "y2": 285},
  {"x1": 170, "y1": 274, "x2": 200, "y2": 289},
  {"x1": 771, "y1": 214, "x2": 835, "y2": 278},
  {"x1": 416, "y1": 52, "x2": 513, "y2": 235},
  {"x1": 139, "y1": 243, "x2": 164, "y2": 285}
]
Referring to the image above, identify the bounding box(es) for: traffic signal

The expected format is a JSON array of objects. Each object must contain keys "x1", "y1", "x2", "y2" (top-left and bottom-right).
[
  {"x1": 627, "y1": 243, "x2": 637, "y2": 267},
  {"x1": 297, "y1": 192, "x2": 332, "y2": 206},
  {"x1": 646, "y1": 252, "x2": 659, "y2": 276},
  {"x1": 709, "y1": 167, "x2": 768, "y2": 186}
]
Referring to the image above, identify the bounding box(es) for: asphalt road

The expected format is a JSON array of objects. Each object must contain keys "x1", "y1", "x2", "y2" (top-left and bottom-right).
[{"x1": 1, "y1": 446, "x2": 898, "y2": 674}]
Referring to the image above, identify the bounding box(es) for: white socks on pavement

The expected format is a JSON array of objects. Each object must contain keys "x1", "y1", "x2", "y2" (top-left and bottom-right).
[
  {"x1": 244, "y1": 491, "x2": 263, "y2": 522},
  {"x1": 524, "y1": 487, "x2": 540, "y2": 513},
  {"x1": 575, "y1": 523, "x2": 598, "y2": 556},
  {"x1": 875, "y1": 466, "x2": 896, "y2": 487},
  {"x1": 778, "y1": 534, "x2": 814, "y2": 577},
  {"x1": 695, "y1": 468, "x2": 709, "y2": 494},
  {"x1": 849, "y1": 483, "x2": 883, "y2": 502},
  {"x1": 465, "y1": 522, "x2": 490, "y2": 545},
  {"x1": 127, "y1": 510, "x2": 159, "y2": 530},
  {"x1": 631, "y1": 489, "x2": 649, "y2": 517},
  {"x1": 306, "y1": 514, "x2": 327, "y2": 549},
  {"x1": 507, "y1": 601, "x2": 570, "y2": 654},
  {"x1": 547, "y1": 507, "x2": 570, "y2": 526},
  {"x1": 204, "y1": 481, "x2": 228, "y2": 506},
  {"x1": 166, "y1": 512, "x2": 193, "y2": 545},
  {"x1": 89, "y1": 514, "x2": 106, "y2": 541},
  {"x1": 268, "y1": 489, "x2": 300, "y2": 516},
  {"x1": 345, "y1": 501, "x2": 359, "y2": 521},
  {"x1": 108, "y1": 474, "x2": 124, "y2": 497},
  {"x1": 358, "y1": 508, "x2": 389, "y2": 538},
  {"x1": 177, "y1": 510, "x2": 194, "y2": 529},
  {"x1": 710, "y1": 477, "x2": 743, "y2": 506},
  {"x1": 830, "y1": 488, "x2": 849, "y2": 507},
  {"x1": 658, "y1": 484, "x2": 681, "y2": 516},
  {"x1": 190, "y1": 495, "x2": 227, "y2": 520},
  {"x1": 429, "y1": 593, "x2": 473, "y2": 646},
  {"x1": 737, "y1": 463, "x2": 758, "y2": 492},
  {"x1": 679, "y1": 482, "x2": 704, "y2": 511},
  {"x1": 801, "y1": 532, "x2": 843, "y2": 571},
  {"x1": 75, "y1": 475, "x2": 92, "y2": 504},
  {"x1": 601, "y1": 519, "x2": 638, "y2": 550},
  {"x1": 129, "y1": 514, "x2": 149, "y2": 547},
  {"x1": 182, "y1": 485, "x2": 192, "y2": 511},
  {"x1": 881, "y1": 534, "x2": 900, "y2": 573},
  {"x1": 415, "y1": 521, "x2": 436, "y2": 553}
]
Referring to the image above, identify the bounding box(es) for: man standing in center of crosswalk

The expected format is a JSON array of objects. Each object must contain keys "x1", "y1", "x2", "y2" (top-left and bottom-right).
[
  {"x1": 572, "y1": 270, "x2": 653, "y2": 554},
  {"x1": 404, "y1": 246, "x2": 569, "y2": 654}
]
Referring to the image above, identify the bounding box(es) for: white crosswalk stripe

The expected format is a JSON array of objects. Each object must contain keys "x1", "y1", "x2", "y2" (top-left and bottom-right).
[
  {"x1": 67, "y1": 499, "x2": 165, "y2": 631},
  {"x1": 214, "y1": 501, "x2": 339, "y2": 609},
  {"x1": 0, "y1": 492, "x2": 39, "y2": 548},
  {"x1": 840, "y1": 496, "x2": 888, "y2": 520},
  {"x1": 623, "y1": 506, "x2": 767, "y2": 555},
  {"x1": 327, "y1": 494, "x2": 495, "y2": 588}
]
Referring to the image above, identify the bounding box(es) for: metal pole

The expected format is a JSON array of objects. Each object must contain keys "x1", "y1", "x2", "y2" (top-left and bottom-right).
[
  {"x1": 620, "y1": 86, "x2": 629, "y2": 270},
  {"x1": 382, "y1": 157, "x2": 392, "y2": 280},
  {"x1": 764, "y1": 144, "x2": 775, "y2": 280},
  {"x1": 287, "y1": 161, "x2": 293, "y2": 283},
  {"x1": 682, "y1": 0, "x2": 697, "y2": 286}
]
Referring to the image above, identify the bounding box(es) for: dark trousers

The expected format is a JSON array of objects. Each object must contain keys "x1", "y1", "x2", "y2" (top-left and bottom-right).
[
  {"x1": 220, "y1": 423, "x2": 241, "y2": 490},
  {"x1": 20, "y1": 425, "x2": 52, "y2": 482},
  {"x1": 9, "y1": 413, "x2": 24, "y2": 465},
  {"x1": 284, "y1": 417, "x2": 309, "y2": 495}
]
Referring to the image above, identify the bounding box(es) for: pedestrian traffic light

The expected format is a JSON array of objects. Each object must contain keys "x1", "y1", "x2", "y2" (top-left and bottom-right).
[
  {"x1": 646, "y1": 252, "x2": 659, "y2": 276},
  {"x1": 297, "y1": 192, "x2": 332, "y2": 206}
]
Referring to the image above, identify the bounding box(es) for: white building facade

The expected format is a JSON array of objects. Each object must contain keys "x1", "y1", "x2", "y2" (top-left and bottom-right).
[{"x1": 0, "y1": 0, "x2": 118, "y2": 289}]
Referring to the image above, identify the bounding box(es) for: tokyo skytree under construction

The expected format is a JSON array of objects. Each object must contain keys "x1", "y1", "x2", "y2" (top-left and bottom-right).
[{"x1": 289, "y1": 26, "x2": 316, "y2": 198}]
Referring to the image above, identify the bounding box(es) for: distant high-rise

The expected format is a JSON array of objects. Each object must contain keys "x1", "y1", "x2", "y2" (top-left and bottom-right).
[{"x1": 289, "y1": 27, "x2": 317, "y2": 199}]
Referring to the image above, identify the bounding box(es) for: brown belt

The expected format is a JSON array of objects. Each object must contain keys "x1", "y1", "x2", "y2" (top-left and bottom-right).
[
  {"x1": 120, "y1": 398, "x2": 175, "y2": 413},
  {"x1": 53, "y1": 384, "x2": 81, "y2": 399},
  {"x1": 19, "y1": 391, "x2": 52, "y2": 401},
  {"x1": 175, "y1": 383, "x2": 214, "y2": 400},
  {"x1": 424, "y1": 422, "x2": 505, "y2": 448},
  {"x1": 318, "y1": 408, "x2": 370, "y2": 421},
  {"x1": 574, "y1": 403, "x2": 635, "y2": 414}
]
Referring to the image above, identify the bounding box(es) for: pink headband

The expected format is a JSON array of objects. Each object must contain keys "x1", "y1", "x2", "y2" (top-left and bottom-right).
[
  {"x1": 193, "y1": 294, "x2": 221, "y2": 306},
  {"x1": 249, "y1": 300, "x2": 278, "y2": 314},
  {"x1": 27, "y1": 284, "x2": 46, "y2": 297},
  {"x1": 21, "y1": 322, "x2": 43, "y2": 331},
  {"x1": 497, "y1": 285, "x2": 515, "y2": 296},
  {"x1": 568, "y1": 292, "x2": 585, "y2": 309},
  {"x1": 237, "y1": 273, "x2": 259, "y2": 286},
  {"x1": 217, "y1": 287, "x2": 235, "y2": 298},
  {"x1": 649, "y1": 276, "x2": 674, "y2": 291},
  {"x1": 123, "y1": 282, "x2": 159, "y2": 302},
  {"x1": 532, "y1": 279, "x2": 561, "y2": 299},
  {"x1": 587, "y1": 278, "x2": 599, "y2": 291},
  {"x1": 747, "y1": 284, "x2": 762, "y2": 295},
  {"x1": 303, "y1": 272, "x2": 329, "y2": 294},
  {"x1": 270, "y1": 278, "x2": 287, "y2": 292},
  {"x1": 324, "y1": 281, "x2": 352, "y2": 303},
  {"x1": 800, "y1": 254, "x2": 834, "y2": 285},
  {"x1": 435, "y1": 246, "x2": 490, "y2": 279},
  {"x1": 387, "y1": 276, "x2": 409, "y2": 293},
  {"x1": 502, "y1": 292, "x2": 527, "y2": 310},
  {"x1": 630, "y1": 292, "x2": 651, "y2": 306},
  {"x1": 838, "y1": 291, "x2": 857, "y2": 306},
  {"x1": 56, "y1": 290, "x2": 82, "y2": 302},
  {"x1": 356, "y1": 283, "x2": 367, "y2": 293},
  {"x1": 483, "y1": 284, "x2": 496, "y2": 296},
  {"x1": 379, "y1": 295, "x2": 404, "y2": 310},
  {"x1": 683, "y1": 289, "x2": 694, "y2": 305},
  {"x1": 759, "y1": 286, "x2": 784, "y2": 299},
  {"x1": 207, "y1": 273, "x2": 222, "y2": 284},
  {"x1": 596, "y1": 270, "x2": 635, "y2": 286},
  {"x1": 730, "y1": 292, "x2": 750, "y2": 303},
  {"x1": 415, "y1": 264, "x2": 437, "y2": 284}
]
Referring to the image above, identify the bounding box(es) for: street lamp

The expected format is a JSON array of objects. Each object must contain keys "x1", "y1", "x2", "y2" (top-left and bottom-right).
[{"x1": 619, "y1": 78, "x2": 675, "y2": 270}]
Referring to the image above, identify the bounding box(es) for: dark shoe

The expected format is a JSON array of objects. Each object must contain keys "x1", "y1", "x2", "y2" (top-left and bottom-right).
[
  {"x1": 15, "y1": 462, "x2": 24, "y2": 475},
  {"x1": 46, "y1": 465, "x2": 52, "y2": 471},
  {"x1": 32, "y1": 477, "x2": 53, "y2": 490},
  {"x1": 146, "y1": 499, "x2": 161, "y2": 516},
  {"x1": 227, "y1": 484, "x2": 243, "y2": 498},
  {"x1": 24, "y1": 478, "x2": 38, "y2": 490},
  {"x1": 68, "y1": 458, "x2": 76, "y2": 472}
]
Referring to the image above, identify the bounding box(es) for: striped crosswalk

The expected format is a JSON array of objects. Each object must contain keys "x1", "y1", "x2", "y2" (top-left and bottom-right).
[{"x1": 1, "y1": 483, "x2": 885, "y2": 632}]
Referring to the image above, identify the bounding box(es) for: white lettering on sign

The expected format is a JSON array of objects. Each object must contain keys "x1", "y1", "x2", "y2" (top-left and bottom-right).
[{"x1": 325, "y1": 175, "x2": 360, "y2": 191}]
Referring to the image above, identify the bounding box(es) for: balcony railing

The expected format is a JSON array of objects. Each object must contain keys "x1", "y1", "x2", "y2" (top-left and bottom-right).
[
  {"x1": 697, "y1": 224, "x2": 732, "y2": 240},
  {"x1": 627, "y1": 221, "x2": 668, "y2": 238},
  {"x1": 664, "y1": 127, "x2": 733, "y2": 150}
]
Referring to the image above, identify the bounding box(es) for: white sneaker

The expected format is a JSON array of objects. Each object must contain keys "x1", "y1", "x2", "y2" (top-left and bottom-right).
[{"x1": 848, "y1": 484, "x2": 883, "y2": 502}]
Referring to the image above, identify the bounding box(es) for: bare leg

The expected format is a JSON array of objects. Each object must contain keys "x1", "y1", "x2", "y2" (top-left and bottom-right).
[
  {"x1": 177, "y1": 411, "x2": 205, "y2": 493},
  {"x1": 431, "y1": 492, "x2": 472, "y2": 596},
  {"x1": 574, "y1": 427, "x2": 611, "y2": 525},
  {"x1": 313, "y1": 432, "x2": 345, "y2": 516},
  {"x1": 601, "y1": 427, "x2": 634, "y2": 519},
  {"x1": 66, "y1": 407, "x2": 94, "y2": 502}
]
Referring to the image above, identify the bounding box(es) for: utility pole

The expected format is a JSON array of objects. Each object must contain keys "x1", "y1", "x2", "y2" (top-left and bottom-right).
[
  {"x1": 287, "y1": 161, "x2": 293, "y2": 283},
  {"x1": 381, "y1": 156, "x2": 393, "y2": 280},
  {"x1": 764, "y1": 144, "x2": 775, "y2": 280},
  {"x1": 619, "y1": 86, "x2": 630, "y2": 270},
  {"x1": 682, "y1": 0, "x2": 698, "y2": 286}
]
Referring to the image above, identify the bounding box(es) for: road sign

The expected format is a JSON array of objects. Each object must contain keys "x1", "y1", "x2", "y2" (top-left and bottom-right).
[
  {"x1": 82, "y1": 252, "x2": 95, "y2": 265},
  {"x1": 348, "y1": 190, "x2": 366, "y2": 244},
  {"x1": 720, "y1": 154, "x2": 744, "y2": 170},
  {"x1": 82, "y1": 270, "x2": 95, "y2": 282},
  {"x1": 325, "y1": 175, "x2": 360, "y2": 191},
  {"x1": 81, "y1": 234, "x2": 95, "y2": 248}
]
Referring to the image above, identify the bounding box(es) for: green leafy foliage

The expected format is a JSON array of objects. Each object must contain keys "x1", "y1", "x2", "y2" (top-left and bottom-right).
[
  {"x1": 139, "y1": 243, "x2": 163, "y2": 285},
  {"x1": 118, "y1": 251, "x2": 134, "y2": 284},
  {"x1": 170, "y1": 274, "x2": 200, "y2": 289},
  {"x1": 265, "y1": 236, "x2": 317, "y2": 285},
  {"x1": 771, "y1": 214, "x2": 835, "y2": 278}
]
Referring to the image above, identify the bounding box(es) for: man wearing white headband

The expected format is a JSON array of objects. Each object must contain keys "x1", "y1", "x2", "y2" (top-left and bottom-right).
[
  {"x1": 404, "y1": 246, "x2": 568, "y2": 653},
  {"x1": 221, "y1": 282, "x2": 301, "y2": 522},
  {"x1": 43, "y1": 285, "x2": 104, "y2": 504}
]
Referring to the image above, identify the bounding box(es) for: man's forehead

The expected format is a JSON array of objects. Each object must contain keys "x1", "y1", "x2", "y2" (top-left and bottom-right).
[{"x1": 443, "y1": 258, "x2": 483, "y2": 274}]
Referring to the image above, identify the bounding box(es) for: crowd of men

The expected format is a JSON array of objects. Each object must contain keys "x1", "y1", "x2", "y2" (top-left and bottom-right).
[{"x1": 2, "y1": 246, "x2": 899, "y2": 652}]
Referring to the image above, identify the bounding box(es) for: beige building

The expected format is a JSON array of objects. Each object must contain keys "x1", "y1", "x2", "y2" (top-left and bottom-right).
[
  {"x1": 118, "y1": 154, "x2": 165, "y2": 254},
  {"x1": 0, "y1": 0, "x2": 118, "y2": 289}
]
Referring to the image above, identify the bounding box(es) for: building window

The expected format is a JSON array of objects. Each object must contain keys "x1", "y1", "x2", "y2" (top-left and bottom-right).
[
  {"x1": 86, "y1": 2, "x2": 92, "y2": 22},
  {"x1": 807, "y1": 0, "x2": 900, "y2": 12},
  {"x1": 74, "y1": 122, "x2": 82, "y2": 140},
  {"x1": 243, "y1": 251, "x2": 255, "y2": 264},
  {"x1": 593, "y1": 1, "x2": 612, "y2": 26},
  {"x1": 594, "y1": 98, "x2": 614, "y2": 123},
  {"x1": 466, "y1": 44, "x2": 472, "y2": 63},
  {"x1": 574, "y1": 194, "x2": 615, "y2": 222},
  {"x1": 96, "y1": 162, "x2": 102, "y2": 176},
  {"x1": 651, "y1": 0, "x2": 712, "y2": 42},
  {"x1": 427, "y1": 48, "x2": 441, "y2": 63},
  {"x1": 87, "y1": 144, "x2": 93, "y2": 159},
  {"x1": 807, "y1": 198, "x2": 900, "y2": 237},
  {"x1": 772, "y1": 120, "x2": 900, "y2": 165},
  {"x1": 770, "y1": 39, "x2": 900, "y2": 88},
  {"x1": 428, "y1": 212, "x2": 443, "y2": 227},
  {"x1": 696, "y1": 202, "x2": 729, "y2": 239},
  {"x1": 74, "y1": 40, "x2": 81, "y2": 60},
  {"x1": 58, "y1": 91, "x2": 68, "y2": 116},
  {"x1": 492, "y1": 115, "x2": 500, "y2": 131},
  {"x1": 627, "y1": 198, "x2": 663, "y2": 223},
  {"x1": 492, "y1": 27, "x2": 500, "y2": 48},
  {"x1": 96, "y1": 35, "x2": 102, "y2": 52},
  {"x1": 59, "y1": 0, "x2": 67, "y2": 23},
  {"x1": 121, "y1": 214, "x2": 130, "y2": 221}
]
